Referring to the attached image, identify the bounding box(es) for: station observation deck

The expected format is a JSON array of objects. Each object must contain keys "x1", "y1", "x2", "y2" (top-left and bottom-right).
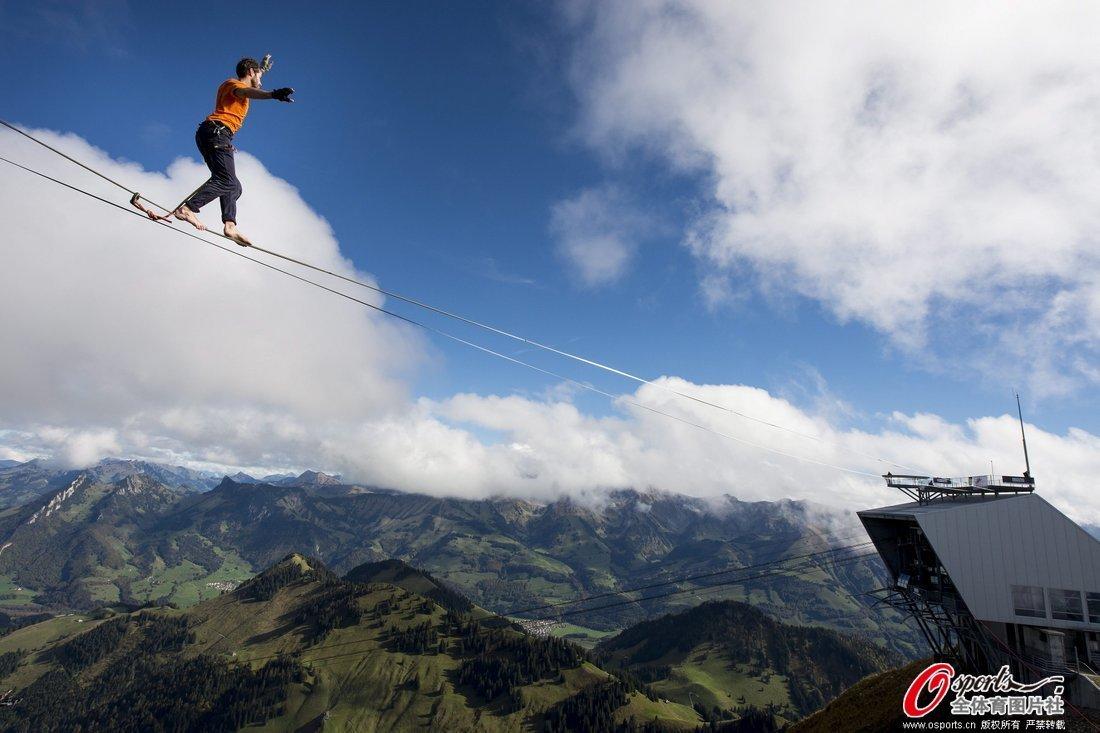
[{"x1": 883, "y1": 472, "x2": 1035, "y2": 504}]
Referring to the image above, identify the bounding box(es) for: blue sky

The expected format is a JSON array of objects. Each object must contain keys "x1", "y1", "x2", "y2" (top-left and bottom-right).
[{"x1": 3, "y1": 0, "x2": 1099, "y2": 484}]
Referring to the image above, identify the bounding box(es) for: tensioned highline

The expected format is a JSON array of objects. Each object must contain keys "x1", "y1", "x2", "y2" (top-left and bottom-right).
[
  {"x1": 0, "y1": 118, "x2": 924, "y2": 475},
  {"x1": 0, "y1": 152, "x2": 891, "y2": 479}
]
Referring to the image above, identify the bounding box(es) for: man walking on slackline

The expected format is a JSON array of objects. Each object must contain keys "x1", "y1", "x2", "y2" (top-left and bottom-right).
[{"x1": 167, "y1": 56, "x2": 294, "y2": 246}]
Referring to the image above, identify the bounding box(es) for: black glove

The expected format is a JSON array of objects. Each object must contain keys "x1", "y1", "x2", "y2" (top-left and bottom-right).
[{"x1": 271, "y1": 87, "x2": 295, "y2": 103}]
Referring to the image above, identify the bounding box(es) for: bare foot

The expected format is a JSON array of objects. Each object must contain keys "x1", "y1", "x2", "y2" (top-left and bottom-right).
[
  {"x1": 223, "y1": 222, "x2": 252, "y2": 247},
  {"x1": 172, "y1": 206, "x2": 206, "y2": 231}
]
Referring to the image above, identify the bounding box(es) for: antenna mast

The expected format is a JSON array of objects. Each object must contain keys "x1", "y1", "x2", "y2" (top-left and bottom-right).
[
  {"x1": 880, "y1": 394, "x2": 1036, "y2": 503},
  {"x1": 1015, "y1": 391, "x2": 1031, "y2": 478}
]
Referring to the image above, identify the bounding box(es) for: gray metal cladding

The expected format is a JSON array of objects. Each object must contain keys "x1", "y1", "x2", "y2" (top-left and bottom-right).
[{"x1": 858, "y1": 494, "x2": 1100, "y2": 631}]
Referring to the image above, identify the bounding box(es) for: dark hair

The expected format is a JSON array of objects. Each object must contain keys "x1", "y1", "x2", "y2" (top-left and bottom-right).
[{"x1": 236, "y1": 57, "x2": 261, "y2": 78}]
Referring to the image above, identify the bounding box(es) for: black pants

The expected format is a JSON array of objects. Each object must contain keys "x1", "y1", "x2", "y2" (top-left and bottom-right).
[{"x1": 184, "y1": 121, "x2": 242, "y2": 223}]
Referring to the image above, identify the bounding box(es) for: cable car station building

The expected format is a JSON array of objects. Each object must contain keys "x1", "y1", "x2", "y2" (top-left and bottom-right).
[{"x1": 858, "y1": 473, "x2": 1100, "y2": 707}]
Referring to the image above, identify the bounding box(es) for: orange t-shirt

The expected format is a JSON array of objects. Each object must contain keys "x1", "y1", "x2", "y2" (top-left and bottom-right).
[{"x1": 206, "y1": 79, "x2": 250, "y2": 133}]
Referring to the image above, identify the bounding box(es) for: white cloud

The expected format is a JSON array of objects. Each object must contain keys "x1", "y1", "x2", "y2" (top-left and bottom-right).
[
  {"x1": 0, "y1": 125, "x2": 425, "y2": 457},
  {"x1": 550, "y1": 186, "x2": 648, "y2": 286},
  {"x1": 8, "y1": 373, "x2": 1100, "y2": 523},
  {"x1": 431, "y1": 382, "x2": 1100, "y2": 525},
  {"x1": 17, "y1": 426, "x2": 121, "y2": 467},
  {"x1": 562, "y1": 0, "x2": 1100, "y2": 395},
  {"x1": 3, "y1": 126, "x2": 1099, "y2": 528},
  {"x1": 349, "y1": 382, "x2": 1098, "y2": 525}
]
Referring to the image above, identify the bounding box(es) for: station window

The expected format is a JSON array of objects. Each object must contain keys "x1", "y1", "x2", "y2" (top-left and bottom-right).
[
  {"x1": 1012, "y1": 585, "x2": 1046, "y2": 618},
  {"x1": 1087, "y1": 592, "x2": 1100, "y2": 624},
  {"x1": 1050, "y1": 588, "x2": 1084, "y2": 622}
]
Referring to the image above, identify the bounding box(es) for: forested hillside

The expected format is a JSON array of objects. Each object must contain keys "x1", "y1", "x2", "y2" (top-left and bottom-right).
[
  {"x1": 597, "y1": 600, "x2": 898, "y2": 725},
  {"x1": 0, "y1": 553, "x2": 705, "y2": 732}
]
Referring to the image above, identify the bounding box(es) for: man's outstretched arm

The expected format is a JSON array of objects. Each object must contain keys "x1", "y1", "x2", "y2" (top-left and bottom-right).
[{"x1": 233, "y1": 87, "x2": 294, "y2": 101}]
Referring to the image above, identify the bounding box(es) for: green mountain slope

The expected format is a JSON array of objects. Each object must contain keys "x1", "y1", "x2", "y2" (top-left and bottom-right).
[
  {"x1": 788, "y1": 658, "x2": 930, "y2": 733},
  {"x1": 0, "y1": 467, "x2": 921, "y2": 660},
  {"x1": 0, "y1": 473, "x2": 253, "y2": 612},
  {"x1": 344, "y1": 558, "x2": 475, "y2": 614},
  {"x1": 596, "y1": 600, "x2": 898, "y2": 725},
  {"x1": 0, "y1": 554, "x2": 702, "y2": 732},
  {"x1": 158, "y1": 478, "x2": 918, "y2": 655}
]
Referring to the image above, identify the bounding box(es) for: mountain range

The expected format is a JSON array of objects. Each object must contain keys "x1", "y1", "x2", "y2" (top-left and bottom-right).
[
  {"x1": 0, "y1": 459, "x2": 922, "y2": 662},
  {"x1": 0, "y1": 458, "x2": 347, "y2": 508},
  {"x1": 0, "y1": 554, "x2": 705, "y2": 731},
  {"x1": 0, "y1": 553, "x2": 904, "y2": 731}
]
